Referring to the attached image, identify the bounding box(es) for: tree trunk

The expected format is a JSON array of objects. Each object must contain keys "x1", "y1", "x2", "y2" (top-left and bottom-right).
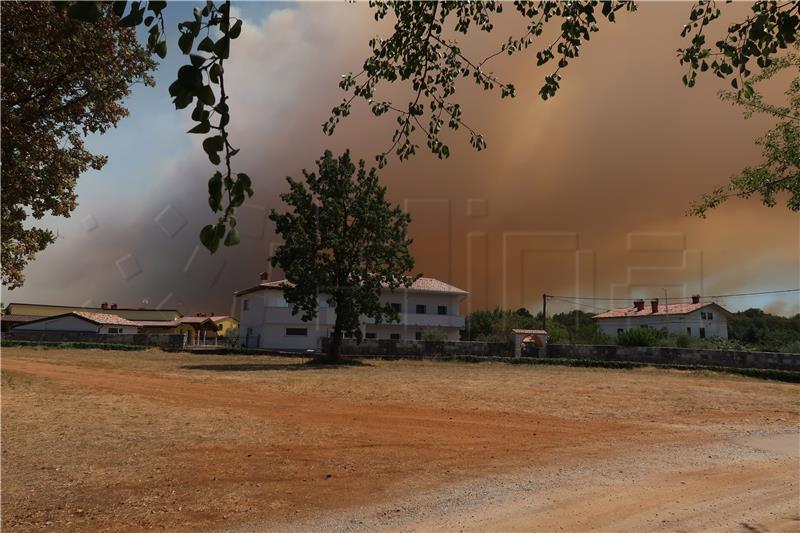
[{"x1": 325, "y1": 315, "x2": 344, "y2": 364}]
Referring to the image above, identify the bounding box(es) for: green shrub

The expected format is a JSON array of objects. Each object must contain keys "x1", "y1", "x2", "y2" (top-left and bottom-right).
[
  {"x1": 616, "y1": 327, "x2": 667, "y2": 347},
  {"x1": 779, "y1": 340, "x2": 800, "y2": 354},
  {"x1": 421, "y1": 328, "x2": 448, "y2": 342},
  {"x1": 1, "y1": 340, "x2": 149, "y2": 351},
  {"x1": 675, "y1": 334, "x2": 692, "y2": 348}
]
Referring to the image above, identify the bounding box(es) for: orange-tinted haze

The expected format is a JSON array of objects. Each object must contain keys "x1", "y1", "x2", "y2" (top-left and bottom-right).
[{"x1": 5, "y1": 2, "x2": 798, "y2": 317}]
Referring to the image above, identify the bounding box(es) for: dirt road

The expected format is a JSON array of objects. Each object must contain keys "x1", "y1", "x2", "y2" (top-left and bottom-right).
[{"x1": 2, "y1": 348, "x2": 798, "y2": 532}]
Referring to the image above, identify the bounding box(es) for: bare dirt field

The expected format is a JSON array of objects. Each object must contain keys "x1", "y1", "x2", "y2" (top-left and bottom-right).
[{"x1": 2, "y1": 347, "x2": 798, "y2": 532}]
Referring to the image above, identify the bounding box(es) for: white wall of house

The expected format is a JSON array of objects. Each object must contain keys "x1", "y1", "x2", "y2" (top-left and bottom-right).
[
  {"x1": 238, "y1": 289, "x2": 465, "y2": 350},
  {"x1": 595, "y1": 308, "x2": 729, "y2": 339}
]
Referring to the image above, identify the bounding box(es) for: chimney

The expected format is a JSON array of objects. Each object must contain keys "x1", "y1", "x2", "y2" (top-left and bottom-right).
[
  {"x1": 259, "y1": 271, "x2": 269, "y2": 281},
  {"x1": 633, "y1": 299, "x2": 645, "y2": 311},
  {"x1": 101, "y1": 302, "x2": 108, "y2": 309},
  {"x1": 111, "y1": 303, "x2": 118, "y2": 309},
  {"x1": 691, "y1": 294, "x2": 700, "y2": 304},
  {"x1": 650, "y1": 299, "x2": 659, "y2": 313}
]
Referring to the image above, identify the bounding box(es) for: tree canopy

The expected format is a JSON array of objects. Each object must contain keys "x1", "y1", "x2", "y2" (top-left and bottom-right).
[
  {"x1": 689, "y1": 43, "x2": 799, "y2": 216},
  {"x1": 268, "y1": 150, "x2": 417, "y2": 362},
  {"x1": 1, "y1": 1, "x2": 155, "y2": 288}
]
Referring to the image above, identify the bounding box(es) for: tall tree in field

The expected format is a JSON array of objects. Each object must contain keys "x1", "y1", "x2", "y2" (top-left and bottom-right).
[
  {"x1": 1, "y1": 1, "x2": 155, "y2": 288},
  {"x1": 269, "y1": 150, "x2": 417, "y2": 363},
  {"x1": 689, "y1": 43, "x2": 800, "y2": 217}
]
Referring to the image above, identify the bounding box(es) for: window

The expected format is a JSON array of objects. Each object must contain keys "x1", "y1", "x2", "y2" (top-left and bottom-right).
[
  {"x1": 699, "y1": 327, "x2": 706, "y2": 339},
  {"x1": 275, "y1": 296, "x2": 288, "y2": 307},
  {"x1": 243, "y1": 299, "x2": 249, "y2": 311},
  {"x1": 415, "y1": 331, "x2": 422, "y2": 340},
  {"x1": 108, "y1": 327, "x2": 121, "y2": 334},
  {"x1": 700, "y1": 312, "x2": 706, "y2": 319},
  {"x1": 246, "y1": 327, "x2": 253, "y2": 336},
  {"x1": 390, "y1": 333, "x2": 401, "y2": 340},
  {"x1": 617, "y1": 328, "x2": 624, "y2": 335},
  {"x1": 437, "y1": 305, "x2": 447, "y2": 315},
  {"x1": 416, "y1": 304, "x2": 426, "y2": 314},
  {"x1": 640, "y1": 324, "x2": 649, "y2": 329},
  {"x1": 390, "y1": 303, "x2": 401, "y2": 313},
  {"x1": 686, "y1": 327, "x2": 692, "y2": 336},
  {"x1": 285, "y1": 328, "x2": 307, "y2": 336},
  {"x1": 708, "y1": 312, "x2": 713, "y2": 320},
  {"x1": 365, "y1": 332, "x2": 376, "y2": 339}
]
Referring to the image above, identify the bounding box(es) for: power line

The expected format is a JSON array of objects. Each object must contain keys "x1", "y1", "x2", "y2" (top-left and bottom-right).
[{"x1": 546, "y1": 288, "x2": 800, "y2": 302}]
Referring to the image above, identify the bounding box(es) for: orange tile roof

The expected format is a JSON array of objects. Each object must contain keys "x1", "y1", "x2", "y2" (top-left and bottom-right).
[
  {"x1": 407, "y1": 277, "x2": 468, "y2": 294},
  {"x1": 593, "y1": 301, "x2": 731, "y2": 319},
  {"x1": 71, "y1": 311, "x2": 139, "y2": 326}
]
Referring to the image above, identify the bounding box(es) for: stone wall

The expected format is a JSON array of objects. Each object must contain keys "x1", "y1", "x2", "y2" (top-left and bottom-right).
[
  {"x1": 2, "y1": 330, "x2": 185, "y2": 350},
  {"x1": 320, "y1": 338, "x2": 514, "y2": 358},
  {"x1": 545, "y1": 344, "x2": 800, "y2": 371}
]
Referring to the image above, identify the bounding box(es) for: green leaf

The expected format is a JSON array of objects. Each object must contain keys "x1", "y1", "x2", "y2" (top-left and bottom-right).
[
  {"x1": 197, "y1": 36, "x2": 215, "y2": 53},
  {"x1": 178, "y1": 33, "x2": 194, "y2": 55},
  {"x1": 208, "y1": 171, "x2": 223, "y2": 211},
  {"x1": 202, "y1": 136, "x2": 224, "y2": 165},
  {"x1": 197, "y1": 85, "x2": 216, "y2": 106},
  {"x1": 112, "y1": 1, "x2": 127, "y2": 17},
  {"x1": 190, "y1": 54, "x2": 206, "y2": 68},
  {"x1": 191, "y1": 102, "x2": 206, "y2": 121},
  {"x1": 154, "y1": 40, "x2": 167, "y2": 59},
  {"x1": 237, "y1": 173, "x2": 254, "y2": 195},
  {"x1": 148, "y1": 0, "x2": 166, "y2": 13},
  {"x1": 200, "y1": 224, "x2": 221, "y2": 253},
  {"x1": 228, "y1": 19, "x2": 243, "y2": 39},
  {"x1": 187, "y1": 121, "x2": 211, "y2": 134},
  {"x1": 118, "y1": 6, "x2": 143, "y2": 27},
  {"x1": 68, "y1": 1, "x2": 102, "y2": 22},
  {"x1": 177, "y1": 65, "x2": 202, "y2": 90},
  {"x1": 224, "y1": 227, "x2": 241, "y2": 247},
  {"x1": 214, "y1": 36, "x2": 230, "y2": 59}
]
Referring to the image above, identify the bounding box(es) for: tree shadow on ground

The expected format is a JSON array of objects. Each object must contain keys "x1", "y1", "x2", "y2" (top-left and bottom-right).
[{"x1": 179, "y1": 359, "x2": 371, "y2": 372}]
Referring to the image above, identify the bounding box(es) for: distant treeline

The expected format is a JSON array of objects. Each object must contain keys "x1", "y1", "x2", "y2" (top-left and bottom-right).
[{"x1": 462, "y1": 307, "x2": 800, "y2": 353}]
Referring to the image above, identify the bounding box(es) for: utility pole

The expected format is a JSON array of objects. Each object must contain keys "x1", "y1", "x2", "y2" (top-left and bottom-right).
[{"x1": 542, "y1": 293, "x2": 547, "y2": 331}]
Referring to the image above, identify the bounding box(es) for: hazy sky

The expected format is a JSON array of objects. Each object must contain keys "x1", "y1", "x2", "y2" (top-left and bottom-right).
[{"x1": 4, "y1": 1, "x2": 798, "y2": 317}]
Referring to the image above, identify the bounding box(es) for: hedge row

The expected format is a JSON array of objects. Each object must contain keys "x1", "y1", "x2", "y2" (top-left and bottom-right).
[
  {"x1": 434, "y1": 355, "x2": 800, "y2": 383},
  {"x1": 1, "y1": 340, "x2": 149, "y2": 351}
]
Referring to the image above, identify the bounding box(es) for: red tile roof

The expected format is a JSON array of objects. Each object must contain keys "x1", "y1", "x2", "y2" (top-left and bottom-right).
[
  {"x1": 407, "y1": 277, "x2": 468, "y2": 295},
  {"x1": 593, "y1": 301, "x2": 732, "y2": 319},
  {"x1": 235, "y1": 277, "x2": 467, "y2": 297},
  {"x1": 71, "y1": 311, "x2": 139, "y2": 326}
]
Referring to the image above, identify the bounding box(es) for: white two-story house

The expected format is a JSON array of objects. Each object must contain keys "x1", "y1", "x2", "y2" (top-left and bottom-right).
[
  {"x1": 234, "y1": 275, "x2": 468, "y2": 350},
  {"x1": 593, "y1": 296, "x2": 733, "y2": 339}
]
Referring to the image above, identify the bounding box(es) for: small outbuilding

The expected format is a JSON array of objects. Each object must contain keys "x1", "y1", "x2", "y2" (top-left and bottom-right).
[{"x1": 511, "y1": 329, "x2": 549, "y2": 357}]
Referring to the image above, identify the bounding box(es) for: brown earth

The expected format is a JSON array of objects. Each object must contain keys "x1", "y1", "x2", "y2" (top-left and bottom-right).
[{"x1": 1, "y1": 347, "x2": 798, "y2": 532}]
